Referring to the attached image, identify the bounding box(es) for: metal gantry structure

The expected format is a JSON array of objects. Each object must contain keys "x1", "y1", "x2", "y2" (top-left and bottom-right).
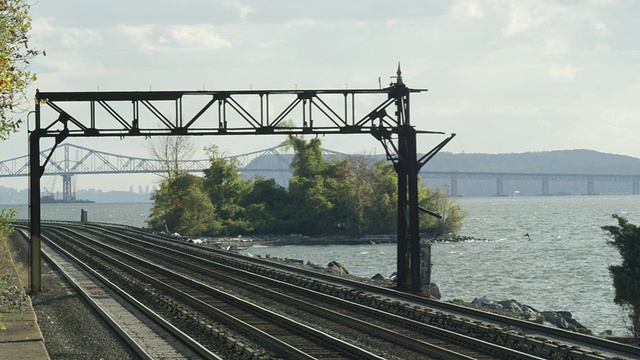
[{"x1": 29, "y1": 68, "x2": 454, "y2": 293}]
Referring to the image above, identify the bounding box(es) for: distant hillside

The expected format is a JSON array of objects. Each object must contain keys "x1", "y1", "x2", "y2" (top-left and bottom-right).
[
  {"x1": 424, "y1": 150, "x2": 640, "y2": 175},
  {"x1": 244, "y1": 149, "x2": 640, "y2": 196}
]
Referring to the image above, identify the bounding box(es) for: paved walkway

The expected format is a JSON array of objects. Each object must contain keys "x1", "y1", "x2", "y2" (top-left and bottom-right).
[
  {"x1": 0, "y1": 240, "x2": 49, "y2": 360},
  {"x1": 0, "y1": 296, "x2": 49, "y2": 360}
]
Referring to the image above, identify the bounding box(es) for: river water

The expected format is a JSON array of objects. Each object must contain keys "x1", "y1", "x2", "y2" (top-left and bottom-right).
[{"x1": 3, "y1": 195, "x2": 636, "y2": 335}]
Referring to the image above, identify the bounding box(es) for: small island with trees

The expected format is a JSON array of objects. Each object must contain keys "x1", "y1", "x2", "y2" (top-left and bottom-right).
[{"x1": 147, "y1": 135, "x2": 465, "y2": 240}]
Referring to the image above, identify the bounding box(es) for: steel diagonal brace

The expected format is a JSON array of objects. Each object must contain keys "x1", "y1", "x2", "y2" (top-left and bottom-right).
[
  {"x1": 140, "y1": 100, "x2": 175, "y2": 130},
  {"x1": 270, "y1": 98, "x2": 302, "y2": 128},
  {"x1": 97, "y1": 101, "x2": 131, "y2": 130},
  {"x1": 370, "y1": 126, "x2": 399, "y2": 163},
  {"x1": 356, "y1": 97, "x2": 396, "y2": 127},
  {"x1": 45, "y1": 102, "x2": 87, "y2": 132},
  {"x1": 225, "y1": 96, "x2": 261, "y2": 128},
  {"x1": 417, "y1": 133, "x2": 456, "y2": 171},
  {"x1": 183, "y1": 98, "x2": 217, "y2": 129},
  {"x1": 310, "y1": 95, "x2": 347, "y2": 128}
]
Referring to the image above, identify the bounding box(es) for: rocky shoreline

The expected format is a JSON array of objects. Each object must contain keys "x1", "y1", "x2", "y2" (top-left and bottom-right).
[
  {"x1": 236, "y1": 249, "x2": 635, "y2": 340},
  {"x1": 159, "y1": 231, "x2": 489, "y2": 249}
]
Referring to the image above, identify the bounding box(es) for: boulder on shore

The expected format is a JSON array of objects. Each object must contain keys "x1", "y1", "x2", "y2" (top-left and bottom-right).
[
  {"x1": 327, "y1": 261, "x2": 349, "y2": 275},
  {"x1": 462, "y1": 297, "x2": 592, "y2": 335},
  {"x1": 422, "y1": 283, "x2": 441, "y2": 299}
]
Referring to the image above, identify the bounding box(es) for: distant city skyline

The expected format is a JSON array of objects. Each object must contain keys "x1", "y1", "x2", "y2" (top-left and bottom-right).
[{"x1": 2, "y1": 0, "x2": 639, "y2": 191}]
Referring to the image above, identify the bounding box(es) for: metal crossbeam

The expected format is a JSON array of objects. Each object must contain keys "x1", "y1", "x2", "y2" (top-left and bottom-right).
[{"x1": 34, "y1": 87, "x2": 433, "y2": 138}]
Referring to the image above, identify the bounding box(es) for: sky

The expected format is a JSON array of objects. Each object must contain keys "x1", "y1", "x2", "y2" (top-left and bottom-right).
[{"x1": 2, "y1": 0, "x2": 640, "y2": 192}]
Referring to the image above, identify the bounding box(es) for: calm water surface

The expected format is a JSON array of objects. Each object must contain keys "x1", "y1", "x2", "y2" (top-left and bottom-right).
[{"x1": 3, "y1": 195, "x2": 636, "y2": 334}]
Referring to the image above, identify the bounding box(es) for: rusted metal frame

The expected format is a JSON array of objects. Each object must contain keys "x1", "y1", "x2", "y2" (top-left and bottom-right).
[
  {"x1": 224, "y1": 96, "x2": 261, "y2": 128},
  {"x1": 29, "y1": 101, "x2": 43, "y2": 293},
  {"x1": 183, "y1": 97, "x2": 217, "y2": 129},
  {"x1": 417, "y1": 133, "x2": 456, "y2": 171},
  {"x1": 355, "y1": 97, "x2": 396, "y2": 127},
  {"x1": 140, "y1": 100, "x2": 175, "y2": 130},
  {"x1": 39, "y1": 147, "x2": 65, "y2": 173},
  {"x1": 269, "y1": 98, "x2": 302, "y2": 128},
  {"x1": 310, "y1": 95, "x2": 347, "y2": 128},
  {"x1": 45, "y1": 101, "x2": 87, "y2": 131},
  {"x1": 96, "y1": 100, "x2": 131, "y2": 130}
]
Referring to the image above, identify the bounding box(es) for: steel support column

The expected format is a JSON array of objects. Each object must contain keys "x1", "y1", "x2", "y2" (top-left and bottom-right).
[
  {"x1": 405, "y1": 126, "x2": 421, "y2": 292},
  {"x1": 395, "y1": 150, "x2": 408, "y2": 290},
  {"x1": 29, "y1": 102, "x2": 42, "y2": 294}
]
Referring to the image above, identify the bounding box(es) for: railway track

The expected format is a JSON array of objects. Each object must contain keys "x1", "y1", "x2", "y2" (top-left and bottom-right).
[
  {"x1": 54, "y1": 223, "x2": 544, "y2": 359},
  {"x1": 87, "y1": 222, "x2": 640, "y2": 360},
  {"x1": 15, "y1": 221, "x2": 640, "y2": 359},
  {"x1": 14, "y1": 228, "x2": 221, "y2": 360},
  {"x1": 14, "y1": 221, "x2": 538, "y2": 360}
]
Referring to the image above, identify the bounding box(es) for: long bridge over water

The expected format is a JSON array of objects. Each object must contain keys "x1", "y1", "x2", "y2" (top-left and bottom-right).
[{"x1": 2, "y1": 143, "x2": 639, "y2": 198}]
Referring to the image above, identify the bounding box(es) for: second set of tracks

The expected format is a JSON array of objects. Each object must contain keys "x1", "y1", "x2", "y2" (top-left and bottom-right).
[{"x1": 16, "y1": 221, "x2": 640, "y2": 359}]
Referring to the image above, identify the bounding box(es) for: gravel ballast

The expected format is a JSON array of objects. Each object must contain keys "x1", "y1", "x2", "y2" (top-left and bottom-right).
[{"x1": 8, "y1": 233, "x2": 140, "y2": 360}]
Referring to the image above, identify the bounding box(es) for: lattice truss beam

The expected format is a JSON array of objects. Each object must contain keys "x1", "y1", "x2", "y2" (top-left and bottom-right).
[{"x1": 34, "y1": 87, "x2": 439, "y2": 139}]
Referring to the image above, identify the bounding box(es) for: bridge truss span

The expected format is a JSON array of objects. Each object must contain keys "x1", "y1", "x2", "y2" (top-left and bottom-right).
[{"x1": 423, "y1": 171, "x2": 640, "y2": 196}]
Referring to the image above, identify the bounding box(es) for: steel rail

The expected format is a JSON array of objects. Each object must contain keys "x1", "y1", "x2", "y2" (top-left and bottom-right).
[
  {"x1": 85, "y1": 224, "x2": 545, "y2": 360},
  {"x1": 14, "y1": 227, "x2": 221, "y2": 360},
  {"x1": 43, "y1": 225, "x2": 388, "y2": 360},
  {"x1": 96, "y1": 223, "x2": 640, "y2": 360}
]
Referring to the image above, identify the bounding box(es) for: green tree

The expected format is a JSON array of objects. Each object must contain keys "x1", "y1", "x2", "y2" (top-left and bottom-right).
[
  {"x1": 282, "y1": 136, "x2": 340, "y2": 233},
  {"x1": 241, "y1": 175, "x2": 292, "y2": 233},
  {"x1": 202, "y1": 145, "x2": 252, "y2": 234},
  {"x1": 365, "y1": 160, "x2": 398, "y2": 233},
  {"x1": 0, "y1": 208, "x2": 16, "y2": 239},
  {"x1": 1, "y1": 0, "x2": 41, "y2": 140},
  {"x1": 602, "y1": 214, "x2": 640, "y2": 338},
  {"x1": 419, "y1": 186, "x2": 465, "y2": 235},
  {"x1": 148, "y1": 172, "x2": 219, "y2": 236}
]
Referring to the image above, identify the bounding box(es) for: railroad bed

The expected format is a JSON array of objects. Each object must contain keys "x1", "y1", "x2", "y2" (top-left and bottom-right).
[{"x1": 13, "y1": 221, "x2": 640, "y2": 359}]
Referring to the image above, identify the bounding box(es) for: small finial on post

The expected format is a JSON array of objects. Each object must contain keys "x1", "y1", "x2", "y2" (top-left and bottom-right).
[{"x1": 391, "y1": 62, "x2": 404, "y2": 85}]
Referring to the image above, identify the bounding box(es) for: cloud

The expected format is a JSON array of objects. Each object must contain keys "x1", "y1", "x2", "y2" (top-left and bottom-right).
[
  {"x1": 117, "y1": 24, "x2": 231, "y2": 54},
  {"x1": 548, "y1": 63, "x2": 577, "y2": 80},
  {"x1": 450, "y1": 0, "x2": 484, "y2": 18},
  {"x1": 223, "y1": 0, "x2": 254, "y2": 20},
  {"x1": 542, "y1": 39, "x2": 569, "y2": 56},
  {"x1": 503, "y1": 5, "x2": 534, "y2": 36},
  {"x1": 501, "y1": 2, "x2": 564, "y2": 37}
]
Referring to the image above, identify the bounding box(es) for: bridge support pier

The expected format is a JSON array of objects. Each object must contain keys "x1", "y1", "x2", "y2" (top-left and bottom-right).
[
  {"x1": 542, "y1": 177, "x2": 549, "y2": 195},
  {"x1": 62, "y1": 174, "x2": 73, "y2": 201},
  {"x1": 587, "y1": 178, "x2": 596, "y2": 195},
  {"x1": 450, "y1": 176, "x2": 458, "y2": 197},
  {"x1": 496, "y1": 176, "x2": 505, "y2": 196},
  {"x1": 633, "y1": 178, "x2": 639, "y2": 195}
]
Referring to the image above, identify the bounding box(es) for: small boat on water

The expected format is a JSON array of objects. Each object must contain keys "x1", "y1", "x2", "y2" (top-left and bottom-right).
[{"x1": 41, "y1": 193, "x2": 95, "y2": 204}]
